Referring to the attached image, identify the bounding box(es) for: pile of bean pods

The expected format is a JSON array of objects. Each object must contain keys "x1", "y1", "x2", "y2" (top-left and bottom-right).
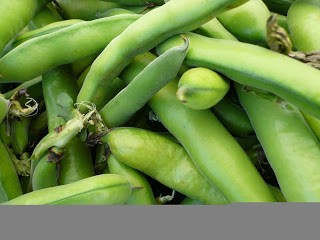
[{"x1": 0, "y1": 0, "x2": 320, "y2": 205}]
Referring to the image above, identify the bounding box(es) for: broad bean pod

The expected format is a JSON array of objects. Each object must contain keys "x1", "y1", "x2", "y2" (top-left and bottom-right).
[
  {"x1": 108, "y1": 154, "x2": 156, "y2": 205},
  {"x1": 3, "y1": 174, "x2": 132, "y2": 205},
  {"x1": 77, "y1": 0, "x2": 249, "y2": 109},
  {"x1": 103, "y1": 127, "x2": 229, "y2": 204},
  {"x1": 287, "y1": 0, "x2": 320, "y2": 51},
  {"x1": 217, "y1": 0, "x2": 270, "y2": 46},
  {"x1": 156, "y1": 32, "x2": 320, "y2": 120},
  {"x1": 0, "y1": 14, "x2": 140, "y2": 82},
  {"x1": 236, "y1": 84, "x2": 320, "y2": 201}
]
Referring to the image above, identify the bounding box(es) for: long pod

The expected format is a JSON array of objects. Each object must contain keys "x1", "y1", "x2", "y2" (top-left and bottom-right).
[
  {"x1": 156, "y1": 32, "x2": 320, "y2": 120},
  {"x1": 103, "y1": 127, "x2": 229, "y2": 204},
  {"x1": 77, "y1": 0, "x2": 249, "y2": 108},
  {"x1": 236, "y1": 84, "x2": 320, "y2": 201},
  {"x1": 0, "y1": 14, "x2": 140, "y2": 82},
  {"x1": 2, "y1": 174, "x2": 132, "y2": 205}
]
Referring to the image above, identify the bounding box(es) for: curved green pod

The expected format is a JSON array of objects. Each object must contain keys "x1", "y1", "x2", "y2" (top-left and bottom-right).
[
  {"x1": 103, "y1": 0, "x2": 164, "y2": 5},
  {"x1": 99, "y1": 36, "x2": 188, "y2": 127},
  {"x1": 77, "y1": 0, "x2": 250, "y2": 109},
  {"x1": 148, "y1": 80, "x2": 275, "y2": 202},
  {"x1": 236, "y1": 84, "x2": 320, "y2": 202},
  {"x1": 217, "y1": 0, "x2": 270, "y2": 46},
  {"x1": 103, "y1": 127, "x2": 229, "y2": 204},
  {"x1": 3, "y1": 174, "x2": 132, "y2": 205},
  {"x1": 108, "y1": 154, "x2": 156, "y2": 205},
  {"x1": 156, "y1": 32, "x2": 320, "y2": 120},
  {"x1": 287, "y1": 0, "x2": 320, "y2": 51},
  {"x1": 0, "y1": 14, "x2": 140, "y2": 83}
]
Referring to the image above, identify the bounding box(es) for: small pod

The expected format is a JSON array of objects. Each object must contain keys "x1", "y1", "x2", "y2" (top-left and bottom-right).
[
  {"x1": 176, "y1": 67, "x2": 230, "y2": 110},
  {"x1": 10, "y1": 116, "x2": 31, "y2": 155},
  {"x1": 108, "y1": 154, "x2": 156, "y2": 205},
  {"x1": 3, "y1": 174, "x2": 132, "y2": 205}
]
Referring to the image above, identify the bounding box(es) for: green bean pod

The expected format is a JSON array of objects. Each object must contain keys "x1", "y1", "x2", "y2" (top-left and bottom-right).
[
  {"x1": 77, "y1": 66, "x2": 126, "y2": 110},
  {"x1": 10, "y1": 116, "x2": 31, "y2": 155},
  {"x1": 32, "y1": 154, "x2": 58, "y2": 191},
  {"x1": 149, "y1": 80, "x2": 275, "y2": 202},
  {"x1": 217, "y1": 0, "x2": 270, "y2": 46},
  {"x1": 176, "y1": 67, "x2": 230, "y2": 110},
  {"x1": 180, "y1": 197, "x2": 203, "y2": 205},
  {"x1": 2, "y1": 19, "x2": 84, "y2": 57},
  {"x1": 212, "y1": 94, "x2": 254, "y2": 137},
  {"x1": 0, "y1": 14, "x2": 140, "y2": 83},
  {"x1": 108, "y1": 154, "x2": 156, "y2": 205},
  {"x1": 55, "y1": 0, "x2": 144, "y2": 20},
  {"x1": 103, "y1": 127, "x2": 229, "y2": 204},
  {"x1": 99, "y1": 36, "x2": 188, "y2": 127},
  {"x1": 58, "y1": 137, "x2": 95, "y2": 185},
  {"x1": 287, "y1": 0, "x2": 320, "y2": 51},
  {"x1": 0, "y1": 139, "x2": 23, "y2": 202},
  {"x1": 236, "y1": 84, "x2": 320, "y2": 201},
  {"x1": 0, "y1": 0, "x2": 51, "y2": 52},
  {"x1": 77, "y1": 0, "x2": 249, "y2": 109},
  {"x1": 3, "y1": 174, "x2": 132, "y2": 205},
  {"x1": 156, "y1": 32, "x2": 320, "y2": 120},
  {"x1": 194, "y1": 18, "x2": 238, "y2": 41}
]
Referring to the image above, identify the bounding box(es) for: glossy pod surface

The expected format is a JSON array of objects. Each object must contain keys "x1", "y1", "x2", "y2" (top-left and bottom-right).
[{"x1": 3, "y1": 174, "x2": 132, "y2": 205}]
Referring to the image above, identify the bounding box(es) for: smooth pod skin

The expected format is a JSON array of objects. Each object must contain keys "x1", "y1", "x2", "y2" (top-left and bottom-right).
[
  {"x1": 0, "y1": 14, "x2": 140, "y2": 82},
  {"x1": 77, "y1": 0, "x2": 249, "y2": 109},
  {"x1": 103, "y1": 127, "x2": 229, "y2": 204},
  {"x1": 217, "y1": 0, "x2": 270, "y2": 46},
  {"x1": 0, "y1": 0, "x2": 51, "y2": 52},
  {"x1": 55, "y1": 0, "x2": 144, "y2": 20},
  {"x1": 99, "y1": 37, "x2": 188, "y2": 127},
  {"x1": 11, "y1": 117, "x2": 31, "y2": 155},
  {"x1": 148, "y1": 80, "x2": 275, "y2": 202},
  {"x1": 77, "y1": 65, "x2": 126, "y2": 110},
  {"x1": 2, "y1": 19, "x2": 84, "y2": 56},
  {"x1": 58, "y1": 137, "x2": 95, "y2": 185},
  {"x1": 176, "y1": 67, "x2": 230, "y2": 110},
  {"x1": 212, "y1": 94, "x2": 254, "y2": 137},
  {"x1": 236, "y1": 84, "x2": 320, "y2": 201},
  {"x1": 3, "y1": 174, "x2": 132, "y2": 205},
  {"x1": 287, "y1": 0, "x2": 320, "y2": 51},
  {"x1": 108, "y1": 154, "x2": 156, "y2": 205},
  {"x1": 156, "y1": 32, "x2": 320, "y2": 120},
  {"x1": 0, "y1": 139, "x2": 23, "y2": 202},
  {"x1": 32, "y1": 154, "x2": 58, "y2": 191},
  {"x1": 194, "y1": 18, "x2": 238, "y2": 41}
]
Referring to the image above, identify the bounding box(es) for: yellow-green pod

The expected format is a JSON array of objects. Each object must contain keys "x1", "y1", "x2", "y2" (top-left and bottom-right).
[{"x1": 3, "y1": 174, "x2": 132, "y2": 205}]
